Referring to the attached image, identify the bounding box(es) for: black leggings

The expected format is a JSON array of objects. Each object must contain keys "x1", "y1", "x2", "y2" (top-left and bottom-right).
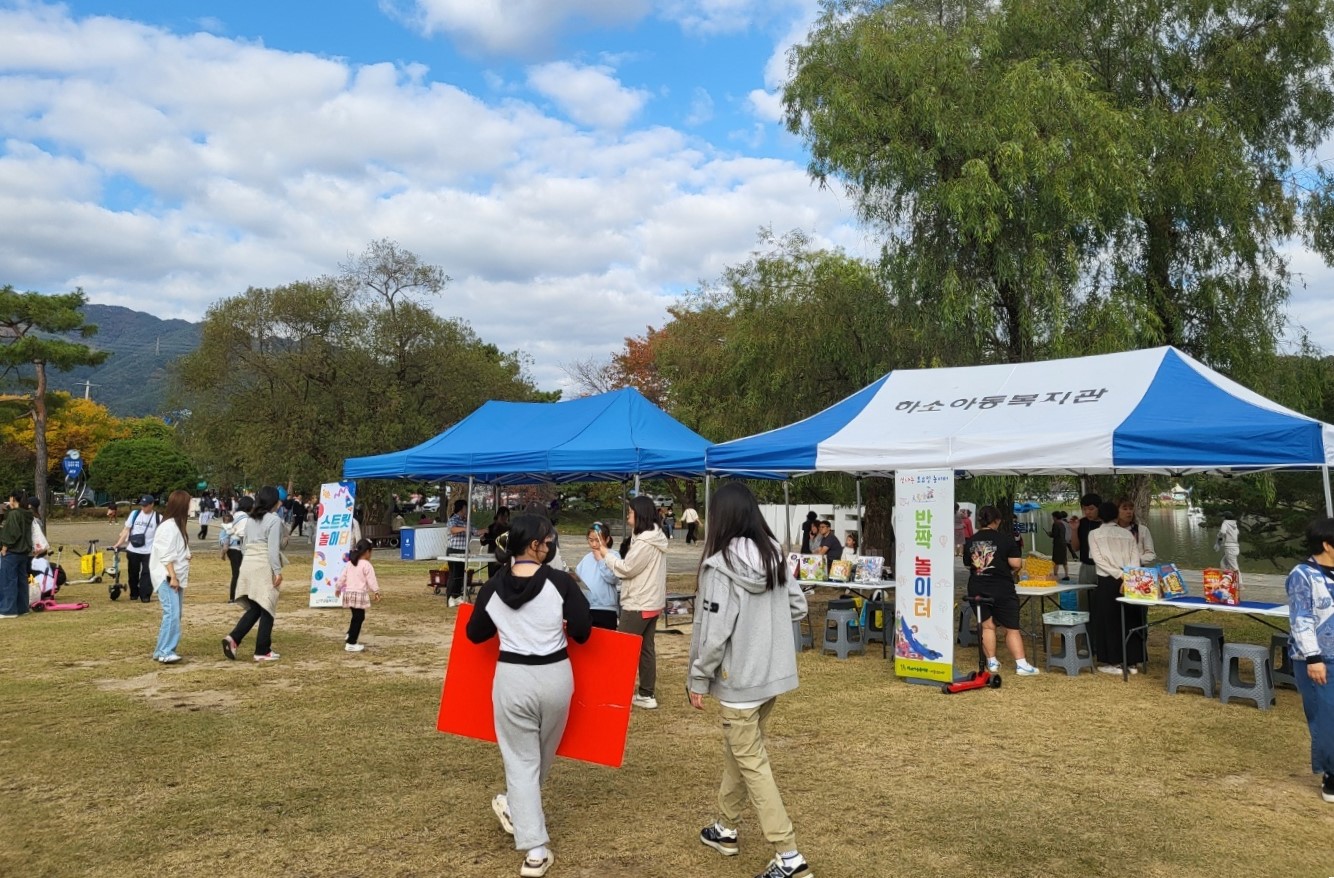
[
  {"x1": 230, "y1": 602, "x2": 274, "y2": 656},
  {"x1": 347, "y1": 608, "x2": 366, "y2": 644},
  {"x1": 590, "y1": 609, "x2": 619, "y2": 630},
  {"x1": 127, "y1": 552, "x2": 151, "y2": 599},
  {"x1": 226, "y1": 549, "x2": 242, "y2": 601}
]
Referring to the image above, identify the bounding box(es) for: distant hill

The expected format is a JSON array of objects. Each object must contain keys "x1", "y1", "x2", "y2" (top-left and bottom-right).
[{"x1": 55, "y1": 304, "x2": 202, "y2": 417}]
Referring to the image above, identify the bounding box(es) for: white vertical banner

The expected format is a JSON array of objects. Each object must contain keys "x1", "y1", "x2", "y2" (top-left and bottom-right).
[
  {"x1": 309, "y1": 481, "x2": 357, "y2": 608},
  {"x1": 893, "y1": 469, "x2": 955, "y2": 683}
]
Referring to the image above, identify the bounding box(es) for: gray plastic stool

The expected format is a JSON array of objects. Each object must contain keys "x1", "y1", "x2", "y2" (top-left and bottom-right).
[
  {"x1": 792, "y1": 616, "x2": 814, "y2": 652},
  {"x1": 1269, "y1": 634, "x2": 1296, "y2": 689},
  {"x1": 1045, "y1": 623, "x2": 1095, "y2": 676},
  {"x1": 1182, "y1": 623, "x2": 1224, "y2": 677},
  {"x1": 956, "y1": 604, "x2": 978, "y2": 647},
  {"x1": 1166, "y1": 634, "x2": 1217, "y2": 697},
  {"x1": 822, "y1": 601, "x2": 865, "y2": 659},
  {"x1": 1219, "y1": 643, "x2": 1276, "y2": 709}
]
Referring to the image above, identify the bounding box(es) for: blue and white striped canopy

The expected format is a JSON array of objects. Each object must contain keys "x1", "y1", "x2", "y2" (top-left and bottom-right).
[{"x1": 707, "y1": 347, "x2": 1334, "y2": 476}]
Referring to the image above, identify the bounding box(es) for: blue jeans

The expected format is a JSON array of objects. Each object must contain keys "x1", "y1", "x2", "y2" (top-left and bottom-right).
[
  {"x1": 0, "y1": 552, "x2": 30, "y2": 616},
  {"x1": 153, "y1": 581, "x2": 183, "y2": 658},
  {"x1": 1294, "y1": 659, "x2": 1334, "y2": 775}
]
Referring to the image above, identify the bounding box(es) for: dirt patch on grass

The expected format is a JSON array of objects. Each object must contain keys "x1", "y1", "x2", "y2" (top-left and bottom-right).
[{"x1": 96, "y1": 671, "x2": 240, "y2": 712}]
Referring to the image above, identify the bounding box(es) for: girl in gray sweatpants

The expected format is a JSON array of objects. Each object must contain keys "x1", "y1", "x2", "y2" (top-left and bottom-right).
[{"x1": 467, "y1": 513, "x2": 592, "y2": 878}]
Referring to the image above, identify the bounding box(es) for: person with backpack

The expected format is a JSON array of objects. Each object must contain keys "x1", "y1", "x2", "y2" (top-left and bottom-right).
[{"x1": 113, "y1": 495, "x2": 161, "y2": 603}]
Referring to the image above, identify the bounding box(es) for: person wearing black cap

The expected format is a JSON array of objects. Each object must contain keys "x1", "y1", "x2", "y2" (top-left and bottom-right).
[{"x1": 114, "y1": 495, "x2": 162, "y2": 602}]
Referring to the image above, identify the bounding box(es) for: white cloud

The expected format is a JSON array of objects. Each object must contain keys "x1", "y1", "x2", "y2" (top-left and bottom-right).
[
  {"x1": 0, "y1": 4, "x2": 863, "y2": 392},
  {"x1": 685, "y1": 87, "x2": 714, "y2": 126},
  {"x1": 526, "y1": 61, "x2": 650, "y2": 129},
  {"x1": 385, "y1": 0, "x2": 649, "y2": 56},
  {"x1": 745, "y1": 1, "x2": 821, "y2": 122},
  {"x1": 746, "y1": 87, "x2": 783, "y2": 123}
]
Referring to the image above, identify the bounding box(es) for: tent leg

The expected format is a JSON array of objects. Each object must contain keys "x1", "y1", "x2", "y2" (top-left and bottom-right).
[
  {"x1": 783, "y1": 480, "x2": 791, "y2": 551},
  {"x1": 1324, "y1": 466, "x2": 1333, "y2": 517},
  {"x1": 704, "y1": 475, "x2": 711, "y2": 525},
  {"x1": 634, "y1": 474, "x2": 640, "y2": 494},
  {"x1": 855, "y1": 476, "x2": 862, "y2": 541}
]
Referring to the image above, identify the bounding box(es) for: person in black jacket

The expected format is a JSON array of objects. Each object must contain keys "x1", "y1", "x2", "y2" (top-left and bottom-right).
[
  {"x1": 467, "y1": 513, "x2": 591, "y2": 878},
  {"x1": 480, "y1": 506, "x2": 511, "y2": 578}
]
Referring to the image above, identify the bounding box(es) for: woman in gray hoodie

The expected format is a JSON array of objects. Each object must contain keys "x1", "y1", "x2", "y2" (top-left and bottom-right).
[{"x1": 688, "y1": 482, "x2": 812, "y2": 878}]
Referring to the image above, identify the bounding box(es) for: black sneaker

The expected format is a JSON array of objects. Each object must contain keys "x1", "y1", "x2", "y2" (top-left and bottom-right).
[
  {"x1": 755, "y1": 856, "x2": 813, "y2": 878},
  {"x1": 1323, "y1": 773, "x2": 1334, "y2": 803},
  {"x1": 699, "y1": 823, "x2": 739, "y2": 857},
  {"x1": 221, "y1": 636, "x2": 237, "y2": 661}
]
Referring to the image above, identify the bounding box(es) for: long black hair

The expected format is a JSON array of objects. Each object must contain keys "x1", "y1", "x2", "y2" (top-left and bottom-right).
[
  {"x1": 347, "y1": 538, "x2": 373, "y2": 566},
  {"x1": 699, "y1": 482, "x2": 784, "y2": 590},
  {"x1": 619, "y1": 494, "x2": 658, "y2": 556},
  {"x1": 498, "y1": 513, "x2": 554, "y2": 565},
  {"x1": 252, "y1": 486, "x2": 281, "y2": 522}
]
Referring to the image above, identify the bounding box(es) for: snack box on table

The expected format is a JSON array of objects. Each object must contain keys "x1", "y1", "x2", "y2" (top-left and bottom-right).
[{"x1": 1202, "y1": 567, "x2": 1241, "y2": 605}]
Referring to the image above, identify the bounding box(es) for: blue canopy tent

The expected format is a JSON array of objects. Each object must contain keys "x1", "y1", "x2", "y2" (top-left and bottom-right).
[
  {"x1": 344, "y1": 387, "x2": 713, "y2": 485},
  {"x1": 707, "y1": 347, "x2": 1334, "y2": 513}
]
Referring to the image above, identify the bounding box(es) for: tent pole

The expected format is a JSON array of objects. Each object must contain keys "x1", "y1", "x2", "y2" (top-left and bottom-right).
[
  {"x1": 465, "y1": 477, "x2": 474, "y2": 553},
  {"x1": 855, "y1": 476, "x2": 863, "y2": 542},
  {"x1": 1324, "y1": 466, "x2": 1333, "y2": 517},
  {"x1": 704, "y1": 474, "x2": 711, "y2": 524},
  {"x1": 621, "y1": 483, "x2": 628, "y2": 540},
  {"x1": 634, "y1": 474, "x2": 640, "y2": 494},
  {"x1": 783, "y1": 479, "x2": 791, "y2": 551}
]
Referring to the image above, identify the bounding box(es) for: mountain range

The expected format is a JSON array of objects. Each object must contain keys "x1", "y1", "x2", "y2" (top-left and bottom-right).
[{"x1": 56, "y1": 304, "x2": 202, "y2": 417}]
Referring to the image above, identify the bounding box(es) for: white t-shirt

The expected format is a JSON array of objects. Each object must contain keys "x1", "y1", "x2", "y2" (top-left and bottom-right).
[
  {"x1": 148, "y1": 521, "x2": 191, "y2": 588},
  {"x1": 124, "y1": 509, "x2": 161, "y2": 556}
]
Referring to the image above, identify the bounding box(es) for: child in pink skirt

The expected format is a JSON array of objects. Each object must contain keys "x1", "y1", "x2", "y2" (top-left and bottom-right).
[{"x1": 334, "y1": 539, "x2": 381, "y2": 652}]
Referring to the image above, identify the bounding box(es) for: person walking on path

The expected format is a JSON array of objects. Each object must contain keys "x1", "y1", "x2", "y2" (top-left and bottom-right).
[
  {"x1": 689, "y1": 482, "x2": 812, "y2": 878},
  {"x1": 682, "y1": 506, "x2": 700, "y2": 544},
  {"x1": 466, "y1": 512, "x2": 592, "y2": 878},
  {"x1": 113, "y1": 495, "x2": 161, "y2": 603},
  {"x1": 196, "y1": 493, "x2": 215, "y2": 541},
  {"x1": 334, "y1": 538, "x2": 381, "y2": 652},
  {"x1": 150, "y1": 490, "x2": 192, "y2": 664},
  {"x1": 590, "y1": 495, "x2": 667, "y2": 709},
  {"x1": 290, "y1": 495, "x2": 308, "y2": 538},
  {"x1": 575, "y1": 521, "x2": 620, "y2": 630},
  {"x1": 222, "y1": 486, "x2": 286, "y2": 663},
  {"x1": 1285, "y1": 518, "x2": 1334, "y2": 804},
  {"x1": 1216, "y1": 512, "x2": 1241, "y2": 571},
  {"x1": 0, "y1": 490, "x2": 34, "y2": 618},
  {"x1": 219, "y1": 497, "x2": 252, "y2": 603}
]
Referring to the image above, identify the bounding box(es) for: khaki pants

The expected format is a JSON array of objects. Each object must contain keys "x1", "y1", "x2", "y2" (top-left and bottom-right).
[{"x1": 718, "y1": 698, "x2": 797, "y2": 851}]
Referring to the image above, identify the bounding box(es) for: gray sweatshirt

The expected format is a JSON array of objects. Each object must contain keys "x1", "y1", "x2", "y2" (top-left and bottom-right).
[{"x1": 687, "y1": 538, "x2": 808, "y2": 703}]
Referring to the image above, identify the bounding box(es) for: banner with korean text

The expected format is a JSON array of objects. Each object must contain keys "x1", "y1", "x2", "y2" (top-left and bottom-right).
[
  {"x1": 893, "y1": 469, "x2": 955, "y2": 682},
  {"x1": 309, "y1": 481, "x2": 357, "y2": 608}
]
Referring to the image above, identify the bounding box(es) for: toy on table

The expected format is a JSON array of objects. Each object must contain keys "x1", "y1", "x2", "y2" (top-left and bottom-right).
[
  {"x1": 1157, "y1": 563, "x2": 1187, "y2": 598},
  {"x1": 797, "y1": 554, "x2": 827, "y2": 582},
  {"x1": 1202, "y1": 567, "x2": 1240, "y2": 605},
  {"x1": 1121, "y1": 566, "x2": 1160, "y2": 600},
  {"x1": 829, "y1": 559, "x2": 853, "y2": 582},
  {"x1": 854, "y1": 555, "x2": 884, "y2": 583}
]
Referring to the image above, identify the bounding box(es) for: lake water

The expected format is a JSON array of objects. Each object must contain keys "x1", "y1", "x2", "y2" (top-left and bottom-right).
[{"x1": 1031, "y1": 506, "x2": 1295, "y2": 574}]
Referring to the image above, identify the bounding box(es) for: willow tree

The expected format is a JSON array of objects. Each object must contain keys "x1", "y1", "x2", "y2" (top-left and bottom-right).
[{"x1": 786, "y1": 0, "x2": 1334, "y2": 373}]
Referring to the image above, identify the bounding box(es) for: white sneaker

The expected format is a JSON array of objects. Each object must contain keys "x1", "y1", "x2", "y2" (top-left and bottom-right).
[
  {"x1": 632, "y1": 694, "x2": 659, "y2": 709},
  {"x1": 254, "y1": 651, "x2": 281, "y2": 663},
  {"x1": 345, "y1": 643, "x2": 365, "y2": 652},
  {"x1": 986, "y1": 657, "x2": 1000, "y2": 673},
  {"x1": 447, "y1": 597, "x2": 461, "y2": 607},
  {"x1": 1014, "y1": 663, "x2": 1039, "y2": 676},
  {"x1": 159, "y1": 654, "x2": 182, "y2": 664},
  {"x1": 492, "y1": 793, "x2": 514, "y2": 835},
  {"x1": 1097, "y1": 664, "x2": 1122, "y2": 675},
  {"x1": 519, "y1": 851, "x2": 554, "y2": 878}
]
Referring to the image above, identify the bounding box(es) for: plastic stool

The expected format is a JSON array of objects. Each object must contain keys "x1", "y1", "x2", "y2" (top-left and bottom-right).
[
  {"x1": 1219, "y1": 643, "x2": 1276, "y2": 710},
  {"x1": 956, "y1": 604, "x2": 978, "y2": 647},
  {"x1": 1166, "y1": 634, "x2": 1217, "y2": 697},
  {"x1": 792, "y1": 616, "x2": 814, "y2": 652},
  {"x1": 1269, "y1": 634, "x2": 1297, "y2": 689},
  {"x1": 822, "y1": 600, "x2": 866, "y2": 659},
  {"x1": 1045, "y1": 623, "x2": 1095, "y2": 676},
  {"x1": 1182, "y1": 623, "x2": 1224, "y2": 677}
]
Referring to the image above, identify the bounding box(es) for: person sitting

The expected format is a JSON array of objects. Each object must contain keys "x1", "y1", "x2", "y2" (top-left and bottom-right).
[{"x1": 815, "y1": 520, "x2": 842, "y2": 562}]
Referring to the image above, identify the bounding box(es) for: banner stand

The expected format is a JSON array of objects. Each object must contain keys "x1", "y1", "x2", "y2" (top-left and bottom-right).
[{"x1": 893, "y1": 470, "x2": 955, "y2": 684}]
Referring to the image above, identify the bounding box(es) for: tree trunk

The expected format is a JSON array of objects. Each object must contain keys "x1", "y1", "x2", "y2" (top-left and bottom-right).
[
  {"x1": 861, "y1": 478, "x2": 895, "y2": 562},
  {"x1": 33, "y1": 361, "x2": 48, "y2": 523}
]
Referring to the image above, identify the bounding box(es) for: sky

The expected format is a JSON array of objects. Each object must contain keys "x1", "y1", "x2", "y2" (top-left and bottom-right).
[{"x1": 0, "y1": 0, "x2": 1331, "y2": 394}]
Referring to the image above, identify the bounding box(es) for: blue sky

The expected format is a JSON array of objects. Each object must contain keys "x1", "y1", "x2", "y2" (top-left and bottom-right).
[{"x1": 0, "y1": 0, "x2": 1330, "y2": 394}]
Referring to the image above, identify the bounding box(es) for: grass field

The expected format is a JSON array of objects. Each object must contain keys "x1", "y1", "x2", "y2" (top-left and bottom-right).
[{"x1": 2, "y1": 534, "x2": 1329, "y2": 878}]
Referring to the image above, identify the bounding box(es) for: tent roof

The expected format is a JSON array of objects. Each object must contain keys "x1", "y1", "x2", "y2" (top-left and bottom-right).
[
  {"x1": 706, "y1": 346, "x2": 1334, "y2": 476},
  {"x1": 343, "y1": 387, "x2": 714, "y2": 484}
]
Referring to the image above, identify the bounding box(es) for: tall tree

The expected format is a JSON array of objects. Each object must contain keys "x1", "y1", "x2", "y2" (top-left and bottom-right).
[
  {"x1": 0, "y1": 286, "x2": 109, "y2": 510},
  {"x1": 785, "y1": 0, "x2": 1334, "y2": 372}
]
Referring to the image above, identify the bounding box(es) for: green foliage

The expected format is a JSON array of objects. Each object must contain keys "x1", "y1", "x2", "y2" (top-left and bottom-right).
[
  {"x1": 122, "y1": 417, "x2": 176, "y2": 443},
  {"x1": 92, "y1": 438, "x2": 196, "y2": 500},
  {"x1": 785, "y1": 0, "x2": 1334, "y2": 373},
  {"x1": 172, "y1": 241, "x2": 545, "y2": 489}
]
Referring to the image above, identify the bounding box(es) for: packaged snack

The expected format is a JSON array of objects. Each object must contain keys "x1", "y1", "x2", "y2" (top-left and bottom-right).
[
  {"x1": 1157, "y1": 563, "x2": 1187, "y2": 598},
  {"x1": 1202, "y1": 568, "x2": 1240, "y2": 605},
  {"x1": 1121, "y1": 566, "x2": 1160, "y2": 600}
]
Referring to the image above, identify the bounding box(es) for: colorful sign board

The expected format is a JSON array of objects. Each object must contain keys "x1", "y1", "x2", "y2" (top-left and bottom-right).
[
  {"x1": 309, "y1": 481, "x2": 357, "y2": 608},
  {"x1": 893, "y1": 469, "x2": 955, "y2": 683},
  {"x1": 438, "y1": 603, "x2": 640, "y2": 768}
]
